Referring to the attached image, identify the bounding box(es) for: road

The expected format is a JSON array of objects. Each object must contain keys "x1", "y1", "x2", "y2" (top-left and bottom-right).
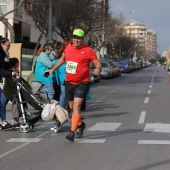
[{"x1": 1, "y1": 65, "x2": 170, "y2": 170}]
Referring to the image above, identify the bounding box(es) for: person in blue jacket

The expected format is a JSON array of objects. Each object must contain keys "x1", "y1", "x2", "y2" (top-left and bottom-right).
[
  {"x1": 34, "y1": 44, "x2": 56, "y2": 101},
  {"x1": 53, "y1": 38, "x2": 72, "y2": 108}
]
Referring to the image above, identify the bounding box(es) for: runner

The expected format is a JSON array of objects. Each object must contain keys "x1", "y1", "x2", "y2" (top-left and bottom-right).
[{"x1": 45, "y1": 29, "x2": 102, "y2": 141}]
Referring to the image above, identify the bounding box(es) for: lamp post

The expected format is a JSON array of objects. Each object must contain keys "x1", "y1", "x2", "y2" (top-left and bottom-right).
[
  {"x1": 102, "y1": 0, "x2": 105, "y2": 60},
  {"x1": 129, "y1": 11, "x2": 134, "y2": 37},
  {"x1": 130, "y1": 11, "x2": 134, "y2": 21}
]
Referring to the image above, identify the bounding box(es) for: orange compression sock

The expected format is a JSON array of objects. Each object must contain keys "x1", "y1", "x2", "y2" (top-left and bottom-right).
[
  {"x1": 71, "y1": 113, "x2": 81, "y2": 132},
  {"x1": 77, "y1": 115, "x2": 82, "y2": 126}
]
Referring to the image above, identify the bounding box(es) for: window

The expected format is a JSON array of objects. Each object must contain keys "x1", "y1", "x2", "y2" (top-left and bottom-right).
[
  {"x1": 0, "y1": 5, "x2": 6, "y2": 12},
  {"x1": 24, "y1": 0, "x2": 33, "y2": 13},
  {"x1": 22, "y1": 58, "x2": 33, "y2": 71},
  {"x1": 24, "y1": 0, "x2": 29, "y2": 12},
  {"x1": 0, "y1": 0, "x2": 7, "y2": 3}
]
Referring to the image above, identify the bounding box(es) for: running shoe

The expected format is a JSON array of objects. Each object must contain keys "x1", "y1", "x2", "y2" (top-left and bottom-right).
[
  {"x1": 1, "y1": 122, "x2": 14, "y2": 130},
  {"x1": 66, "y1": 131, "x2": 75, "y2": 141},
  {"x1": 76, "y1": 122, "x2": 86, "y2": 138}
]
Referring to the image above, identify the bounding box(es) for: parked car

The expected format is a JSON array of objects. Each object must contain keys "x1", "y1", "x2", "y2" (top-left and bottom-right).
[
  {"x1": 117, "y1": 59, "x2": 132, "y2": 73},
  {"x1": 114, "y1": 61, "x2": 121, "y2": 76},
  {"x1": 101, "y1": 60, "x2": 115, "y2": 77},
  {"x1": 21, "y1": 55, "x2": 36, "y2": 84},
  {"x1": 100, "y1": 61, "x2": 113, "y2": 79}
]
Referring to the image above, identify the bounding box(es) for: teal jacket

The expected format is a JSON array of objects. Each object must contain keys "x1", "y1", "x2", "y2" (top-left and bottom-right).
[
  {"x1": 34, "y1": 52, "x2": 56, "y2": 84},
  {"x1": 53, "y1": 58, "x2": 66, "y2": 85}
]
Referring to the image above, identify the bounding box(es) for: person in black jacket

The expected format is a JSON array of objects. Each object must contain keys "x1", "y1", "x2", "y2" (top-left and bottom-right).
[{"x1": 0, "y1": 36, "x2": 19, "y2": 130}]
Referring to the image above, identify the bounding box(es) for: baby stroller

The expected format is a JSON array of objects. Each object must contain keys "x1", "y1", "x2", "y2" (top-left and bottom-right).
[{"x1": 14, "y1": 77, "x2": 61, "y2": 133}]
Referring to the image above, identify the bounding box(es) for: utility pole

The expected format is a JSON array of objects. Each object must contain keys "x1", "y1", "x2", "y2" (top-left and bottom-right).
[
  {"x1": 120, "y1": 0, "x2": 123, "y2": 20},
  {"x1": 48, "y1": 0, "x2": 52, "y2": 40},
  {"x1": 102, "y1": 0, "x2": 105, "y2": 59},
  {"x1": 129, "y1": 12, "x2": 134, "y2": 38}
]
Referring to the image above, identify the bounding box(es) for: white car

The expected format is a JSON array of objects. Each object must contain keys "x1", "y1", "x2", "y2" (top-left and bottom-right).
[{"x1": 100, "y1": 61, "x2": 113, "y2": 79}]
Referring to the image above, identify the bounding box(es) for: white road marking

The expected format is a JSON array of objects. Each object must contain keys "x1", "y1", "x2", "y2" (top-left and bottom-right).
[
  {"x1": 139, "y1": 140, "x2": 170, "y2": 145},
  {"x1": 144, "y1": 123, "x2": 170, "y2": 133},
  {"x1": 6, "y1": 138, "x2": 41, "y2": 143},
  {"x1": 0, "y1": 131, "x2": 49, "y2": 159},
  {"x1": 144, "y1": 97, "x2": 149, "y2": 103},
  {"x1": 149, "y1": 85, "x2": 152, "y2": 88},
  {"x1": 147, "y1": 90, "x2": 151, "y2": 94},
  {"x1": 138, "y1": 111, "x2": 146, "y2": 124},
  {"x1": 88, "y1": 123, "x2": 121, "y2": 131},
  {"x1": 151, "y1": 72, "x2": 155, "y2": 82},
  {"x1": 75, "y1": 139, "x2": 107, "y2": 143}
]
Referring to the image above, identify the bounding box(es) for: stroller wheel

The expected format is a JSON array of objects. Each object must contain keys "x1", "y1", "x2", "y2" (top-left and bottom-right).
[
  {"x1": 51, "y1": 125, "x2": 59, "y2": 133},
  {"x1": 20, "y1": 123, "x2": 29, "y2": 133},
  {"x1": 29, "y1": 124, "x2": 34, "y2": 131}
]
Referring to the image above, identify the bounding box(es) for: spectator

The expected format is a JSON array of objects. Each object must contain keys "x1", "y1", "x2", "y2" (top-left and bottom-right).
[
  {"x1": 0, "y1": 36, "x2": 19, "y2": 130},
  {"x1": 164, "y1": 61, "x2": 167, "y2": 69},
  {"x1": 36, "y1": 40, "x2": 49, "y2": 57},
  {"x1": 34, "y1": 44, "x2": 56, "y2": 101},
  {"x1": 167, "y1": 61, "x2": 170, "y2": 82},
  {"x1": 45, "y1": 29, "x2": 102, "y2": 141},
  {"x1": 3, "y1": 57, "x2": 20, "y2": 127},
  {"x1": 53, "y1": 38, "x2": 72, "y2": 108}
]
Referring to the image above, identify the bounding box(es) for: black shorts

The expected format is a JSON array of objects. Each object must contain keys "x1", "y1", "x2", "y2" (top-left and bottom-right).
[{"x1": 65, "y1": 81, "x2": 90, "y2": 101}]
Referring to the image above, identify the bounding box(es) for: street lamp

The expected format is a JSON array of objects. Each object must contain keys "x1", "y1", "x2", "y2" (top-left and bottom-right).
[
  {"x1": 129, "y1": 12, "x2": 134, "y2": 37},
  {"x1": 130, "y1": 11, "x2": 134, "y2": 21}
]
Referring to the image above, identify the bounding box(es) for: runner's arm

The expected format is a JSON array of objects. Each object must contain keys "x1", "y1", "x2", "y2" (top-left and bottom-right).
[
  {"x1": 92, "y1": 60, "x2": 102, "y2": 76},
  {"x1": 45, "y1": 54, "x2": 65, "y2": 75}
]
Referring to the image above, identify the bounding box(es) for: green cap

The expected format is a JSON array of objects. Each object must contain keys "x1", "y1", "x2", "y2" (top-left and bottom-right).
[{"x1": 72, "y1": 29, "x2": 84, "y2": 37}]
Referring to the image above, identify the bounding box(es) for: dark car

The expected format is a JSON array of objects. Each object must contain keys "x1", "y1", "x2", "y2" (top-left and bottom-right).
[{"x1": 117, "y1": 59, "x2": 132, "y2": 73}]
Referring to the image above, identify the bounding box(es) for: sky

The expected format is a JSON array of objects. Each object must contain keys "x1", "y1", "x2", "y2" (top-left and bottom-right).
[{"x1": 109, "y1": 0, "x2": 170, "y2": 55}]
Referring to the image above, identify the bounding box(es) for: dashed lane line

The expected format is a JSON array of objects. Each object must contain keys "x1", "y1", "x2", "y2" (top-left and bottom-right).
[
  {"x1": 147, "y1": 90, "x2": 151, "y2": 94},
  {"x1": 144, "y1": 97, "x2": 149, "y2": 103},
  {"x1": 138, "y1": 111, "x2": 146, "y2": 124}
]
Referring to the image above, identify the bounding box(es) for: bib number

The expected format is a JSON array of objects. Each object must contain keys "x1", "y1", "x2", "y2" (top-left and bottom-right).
[{"x1": 66, "y1": 61, "x2": 78, "y2": 74}]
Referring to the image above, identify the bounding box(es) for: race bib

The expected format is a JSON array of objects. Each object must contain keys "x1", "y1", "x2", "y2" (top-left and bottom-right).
[{"x1": 66, "y1": 61, "x2": 78, "y2": 74}]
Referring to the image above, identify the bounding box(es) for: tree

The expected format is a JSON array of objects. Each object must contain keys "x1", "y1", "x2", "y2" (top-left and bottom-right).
[
  {"x1": 0, "y1": 0, "x2": 24, "y2": 42},
  {"x1": 27, "y1": 0, "x2": 106, "y2": 39}
]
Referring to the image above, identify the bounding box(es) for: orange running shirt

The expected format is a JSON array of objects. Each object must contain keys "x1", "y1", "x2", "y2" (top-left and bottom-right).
[{"x1": 64, "y1": 44, "x2": 98, "y2": 84}]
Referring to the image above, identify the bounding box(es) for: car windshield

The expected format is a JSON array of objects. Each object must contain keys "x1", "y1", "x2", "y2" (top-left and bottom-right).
[{"x1": 22, "y1": 57, "x2": 33, "y2": 71}]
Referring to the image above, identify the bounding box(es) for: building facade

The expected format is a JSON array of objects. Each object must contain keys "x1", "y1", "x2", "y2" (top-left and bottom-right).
[
  {"x1": 145, "y1": 29, "x2": 157, "y2": 53},
  {"x1": 123, "y1": 20, "x2": 157, "y2": 56},
  {"x1": 0, "y1": 0, "x2": 45, "y2": 47},
  {"x1": 123, "y1": 20, "x2": 146, "y2": 51}
]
